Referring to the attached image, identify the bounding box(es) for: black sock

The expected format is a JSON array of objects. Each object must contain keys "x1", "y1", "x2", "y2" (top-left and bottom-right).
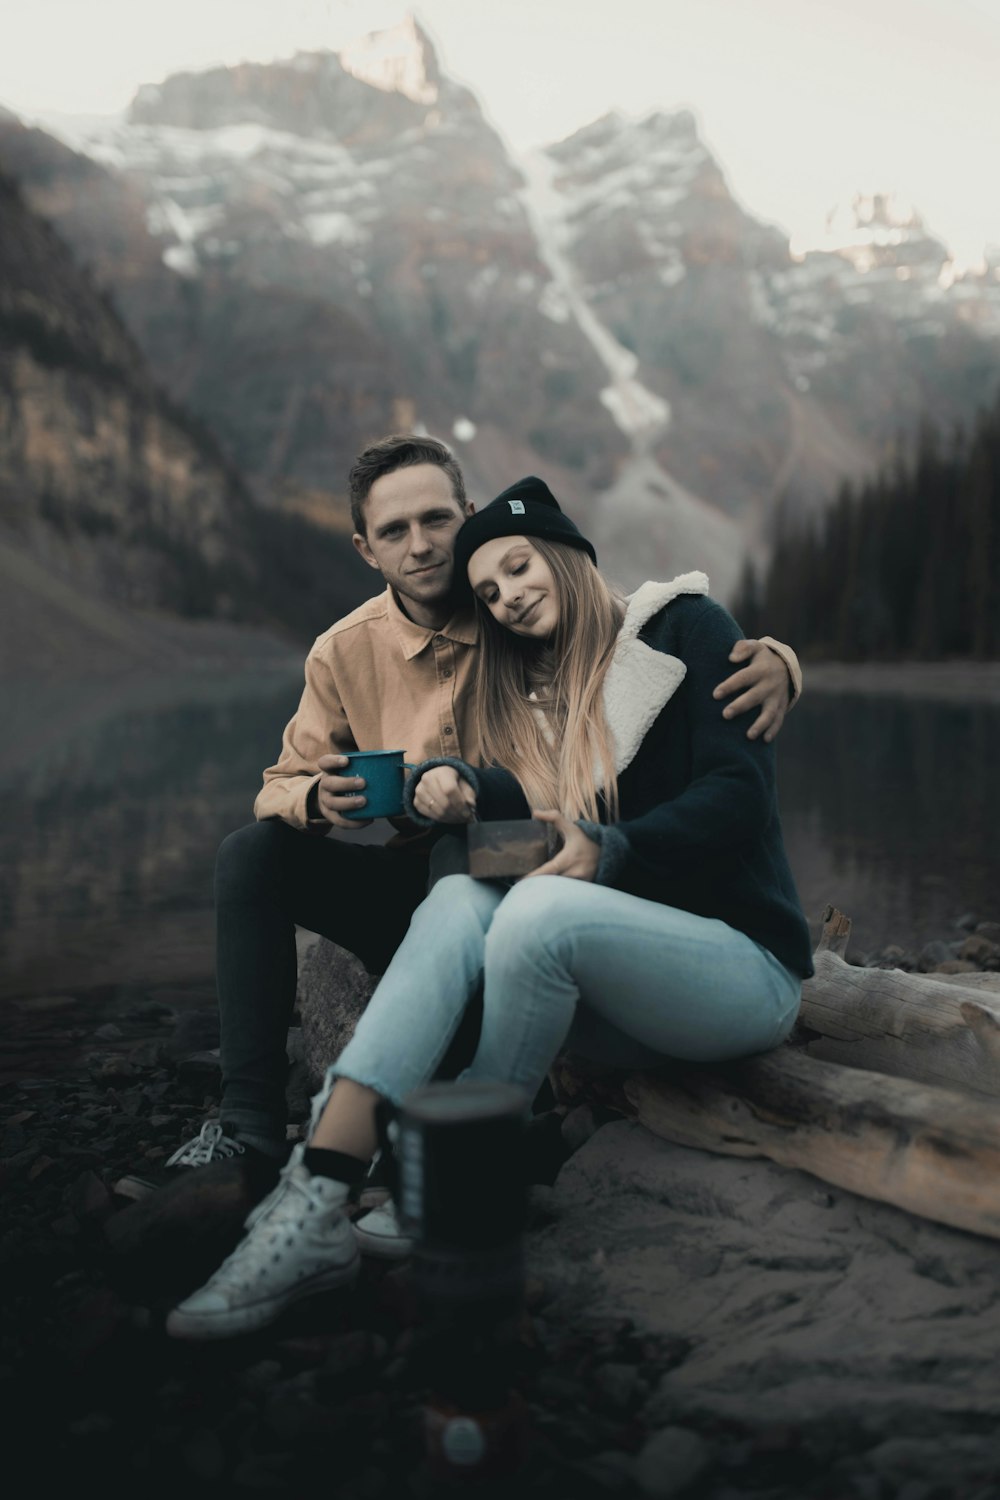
[{"x1": 302, "y1": 1147, "x2": 368, "y2": 1186}]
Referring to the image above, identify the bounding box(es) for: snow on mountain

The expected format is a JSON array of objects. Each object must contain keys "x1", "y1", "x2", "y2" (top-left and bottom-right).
[
  {"x1": 339, "y1": 13, "x2": 440, "y2": 106},
  {"x1": 12, "y1": 26, "x2": 1000, "y2": 592},
  {"x1": 519, "y1": 146, "x2": 670, "y2": 441}
]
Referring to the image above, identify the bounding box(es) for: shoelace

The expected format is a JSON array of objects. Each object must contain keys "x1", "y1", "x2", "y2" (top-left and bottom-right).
[
  {"x1": 210, "y1": 1167, "x2": 340, "y2": 1288},
  {"x1": 165, "y1": 1120, "x2": 246, "y2": 1169}
]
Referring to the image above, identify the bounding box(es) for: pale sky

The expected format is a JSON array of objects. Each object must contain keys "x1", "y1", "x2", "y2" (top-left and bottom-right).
[{"x1": 2, "y1": 0, "x2": 998, "y2": 262}]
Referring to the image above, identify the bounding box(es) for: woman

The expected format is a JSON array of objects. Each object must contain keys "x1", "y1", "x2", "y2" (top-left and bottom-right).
[{"x1": 168, "y1": 477, "x2": 813, "y2": 1340}]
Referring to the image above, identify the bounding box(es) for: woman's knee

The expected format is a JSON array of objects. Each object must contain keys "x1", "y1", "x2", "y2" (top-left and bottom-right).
[
  {"x1": 484, "y1": 876, "x2": 585, "y2": 964},
  {"x1": 413, "y1": 873, "x2": 501, "y2": 931}
]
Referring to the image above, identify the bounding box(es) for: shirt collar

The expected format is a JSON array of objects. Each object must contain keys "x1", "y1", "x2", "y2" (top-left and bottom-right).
[{"x1": 386, "y1": 586, "x2": 478, "y2": 660}]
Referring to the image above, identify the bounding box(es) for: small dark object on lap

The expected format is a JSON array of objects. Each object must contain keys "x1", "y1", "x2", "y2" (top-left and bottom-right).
[{"x1": 467, "y1": 820, "x2": 556, "y2": 880}]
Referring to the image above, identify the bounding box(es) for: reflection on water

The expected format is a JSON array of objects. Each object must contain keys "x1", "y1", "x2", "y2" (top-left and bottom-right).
[
  {"x1": 778, "y1": 693, "x2": 1000, "y2": 955},
  {"x1": 0, "y1": 676, "x2": 997, "y2": 1002},
  {"x1": 0, "y1": 673, "x2": 305, "y2": 1001}
]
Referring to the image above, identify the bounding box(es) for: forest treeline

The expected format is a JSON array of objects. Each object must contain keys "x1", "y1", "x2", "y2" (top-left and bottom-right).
[{"x1": 735, "y1": 389, "x2": 1000, "y2": 660}]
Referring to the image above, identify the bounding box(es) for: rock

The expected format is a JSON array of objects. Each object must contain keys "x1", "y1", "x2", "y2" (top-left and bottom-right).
[
  {"x1": 284, "y1": 1067, "x2": 313, "y2": 1120},
  {"x1": 61, "y1": 1287, "x2": 130, "y2": 1367},
  {"x1": 872, "y1": 944, "x2": 912, "y2": 970},
  {"x1": 533, "y1": 1366, "x2": 588, "y2": 1406},
  {"x1": 93, "y1": 1023, "x2": 123, "y2": 1041},
  {"x1": 285, "y1": 1027, "x2": 305, "y2": 1064},
  {"x1": 562, "y1": 1102, "x2": 620, "y2": 1156},
  {"x1": 2, "y1": 1123, "x2": 28, "y2": 1157},
  {"x1": 976, "y1": 921, "x2": 1000, "y2": 943},
  {"x1": 573, "y1": 1450, "x2": 636, "y2": 1492},
  {"x1": 960, "y1": 934, "x2": 1000, "y2": 966},
  {"x1": 548, "y1": 1054, "x2": 634, "y2": 1116},
  {"x1": 322, "y1": 1329, "x2": 387, "y2": 1381},
  {"x1": 956, "y1": 912, "x2": 980, "y2": 932},
  {"x1": 14, "y1": 993, "x2": 77, "y2": 1013},
  {"x1": 265, "y1": 1371, "x2": 341, "y2": 1440},
  {"x1": 104, "y1": 1153, "x2": 282, "y2": 1300},
  {"x1": 917, "y1": 940, "x2": 954, "y2": 971},
  {"x1": 128, "y1": 1039, "x2": 172, "y2": 1069},
  {"x1": 239, "y1": 1359, "x2": 284, "y2": 1395},
  {"x1": 181, "y1": 1428, "x2": 226, "y2": 1481},
  {"x1": 524, "y1": 1275, "x2": 549, "y2": 1311},
  {"x1": 232, "y1": 1452, "x2": 293, "y2": 1489},
  {"x1": 124, "y1": 998, "x2": 177, "y2": 1023},
  {"x1": 168, "y1": 1008, "x2": 220, "y2": 1057},
  {"x1": 67, "y1": 1169, "x2": 113, "y2": 1221},
  {"x1": 87, "y1": 1053, "x2": 137, "y2": 1083},
  {"x1": 635, "y1": 1426, "x2": 710, "y2": 1498},
  {"x1": 297, "y1": 940, "x2": 378, "y2": 1088},
  {"x1": 932, "y1": 960, "x2": 978, "y2": 974},
  {"x1": 591, "y1": 1360, "x2": 641, "y2": 1411},
  {"x1": 867, "y1": 1434, "x2": 996, "y2": 1484}
]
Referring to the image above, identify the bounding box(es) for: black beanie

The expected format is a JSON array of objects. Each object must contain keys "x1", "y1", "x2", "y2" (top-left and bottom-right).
[{"x1": 452, "y1": 476, "x2": 597, "y2": 587}]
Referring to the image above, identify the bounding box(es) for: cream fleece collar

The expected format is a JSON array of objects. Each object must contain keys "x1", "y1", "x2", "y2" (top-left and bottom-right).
[{"x1": 600, "y1": 571, "x2": 709, "y2": 779}]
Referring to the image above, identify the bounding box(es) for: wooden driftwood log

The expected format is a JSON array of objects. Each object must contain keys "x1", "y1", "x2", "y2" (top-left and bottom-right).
[
  {"x1": 548, "y1": 904, "x2": 1000, "y2": 1241},
  {"x1": 798, "y1": 906, "x2": 1000, "y2": 1098},
  {"x1": 625, "y1": 1048, "x2": 1000, "y2": 1242}
]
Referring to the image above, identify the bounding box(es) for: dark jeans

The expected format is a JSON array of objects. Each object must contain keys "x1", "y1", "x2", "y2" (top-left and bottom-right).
[{"x1": 215, "y1": 819, "x2": 435, "y2": 1145}]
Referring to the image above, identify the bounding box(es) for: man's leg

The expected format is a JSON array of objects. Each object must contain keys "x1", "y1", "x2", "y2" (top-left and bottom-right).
[
  {"x1": 215, "y1": 819, "x2": 431, "y2": 1152},
  {"x1": 166, "y1": 875, "x2": 508, "y2": 1335}
]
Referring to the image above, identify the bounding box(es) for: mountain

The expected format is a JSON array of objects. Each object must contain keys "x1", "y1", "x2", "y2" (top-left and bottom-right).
[
  {"x1": 0, "y1": 166, "x2": 377, "y2": 669},
  {"x1": 0, "y1": 164, "x2": 255, "y2": 610},
  {"x1": 30, "y1": 18, "x2": 628, "y2": 494},
  {"x1": 5, "y1": 16, "x2": 999, "y2": 601},
  {"x1": 536, "y1": 112, "x2": 1000, "y2": 531}
]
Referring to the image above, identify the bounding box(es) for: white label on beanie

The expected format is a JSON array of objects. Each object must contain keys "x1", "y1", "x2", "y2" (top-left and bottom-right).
[{"x1": 508, "y1": 500, "x2": 525, "y2": 514}]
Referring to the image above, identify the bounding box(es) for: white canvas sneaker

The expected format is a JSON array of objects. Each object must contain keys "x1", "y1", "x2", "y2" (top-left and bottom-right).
[
  {"x1": 352, "y1": 1198, "x2": 414, "y2": 1260},
  {"x1": 166, "y1": 1162, "x2": 359, "y2": 1339}
]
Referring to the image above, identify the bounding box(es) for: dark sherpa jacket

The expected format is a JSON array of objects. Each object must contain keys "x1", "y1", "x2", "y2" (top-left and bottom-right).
[{"x1": 406, "y1": 573, "x2": 814, "y2": 980}]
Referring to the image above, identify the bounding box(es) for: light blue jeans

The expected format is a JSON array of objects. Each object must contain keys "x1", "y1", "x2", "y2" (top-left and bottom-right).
[{"x1": 310, "y1": 874, "x2": 801, "y2": 1127}]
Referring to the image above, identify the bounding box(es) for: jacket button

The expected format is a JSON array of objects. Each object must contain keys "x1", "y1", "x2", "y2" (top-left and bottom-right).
[{"x1": 443, "y1": 726, "x2": 454, "y2": 737}]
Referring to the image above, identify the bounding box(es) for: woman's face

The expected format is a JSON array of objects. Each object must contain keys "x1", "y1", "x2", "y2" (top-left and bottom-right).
[{"x1": 467, "y1": 535, "x2": 560, "y2": 639}]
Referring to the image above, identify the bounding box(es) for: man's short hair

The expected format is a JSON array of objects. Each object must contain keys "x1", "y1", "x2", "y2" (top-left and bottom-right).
[{"x1": 348, "y1": 433, "x2": 467, "y2": 535}]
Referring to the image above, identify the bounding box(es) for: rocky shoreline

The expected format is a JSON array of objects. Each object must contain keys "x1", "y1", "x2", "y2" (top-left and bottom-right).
[{"x1": 4, "y1": 919, "x2": 1000, "y2": 1498}]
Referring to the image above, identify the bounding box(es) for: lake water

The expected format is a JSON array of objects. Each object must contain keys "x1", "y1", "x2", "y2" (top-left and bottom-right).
[{"x1": 1, "y1": 673, "x2": 998, "y2": 1009}]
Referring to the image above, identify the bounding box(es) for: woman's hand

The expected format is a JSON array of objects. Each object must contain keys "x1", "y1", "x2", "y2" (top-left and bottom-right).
[
  {"x1": 525, "y1": 810, "x2": 600, "y2": 882},
  {"x1": 411, "y1": 765, "x2": 477, "y2": 823}
]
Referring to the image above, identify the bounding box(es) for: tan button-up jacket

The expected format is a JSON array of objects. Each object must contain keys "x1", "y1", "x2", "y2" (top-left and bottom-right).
[
  {"x1": 255, "y1": 585, "x2": 801, "y2": 832},
  {"x1": 255, "y1": 586, "x2": 480, "y2": 830}
]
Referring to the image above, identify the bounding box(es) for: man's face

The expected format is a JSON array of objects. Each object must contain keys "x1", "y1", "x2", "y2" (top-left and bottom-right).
[{"x1": 353, "y1": 463, "x2": 473, "y2": 626}]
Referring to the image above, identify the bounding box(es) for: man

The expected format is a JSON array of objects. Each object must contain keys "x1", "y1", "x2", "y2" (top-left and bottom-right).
[{"x1": 159, "y1": 433, "x2": 801, "y2": 1176}]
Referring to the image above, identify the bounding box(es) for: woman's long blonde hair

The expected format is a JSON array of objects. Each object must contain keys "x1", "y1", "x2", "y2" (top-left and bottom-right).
[{"x1": 473, "y1": 539, "x2": 624, "y2": 822}]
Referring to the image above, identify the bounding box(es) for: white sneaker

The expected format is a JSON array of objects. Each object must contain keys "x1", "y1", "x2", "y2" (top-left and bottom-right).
[
  {"x1": 352, "y1": 1198, "x2": 414, "y2": 1260},
  {"x1": 166, "y1": 1163, "x2": 359, "y2": 1340}
]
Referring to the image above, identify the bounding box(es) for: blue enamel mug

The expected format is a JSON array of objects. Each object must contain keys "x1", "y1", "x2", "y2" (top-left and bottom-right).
[{"x1": 341, "y1": 749, "x2": 415, "y2": 820}]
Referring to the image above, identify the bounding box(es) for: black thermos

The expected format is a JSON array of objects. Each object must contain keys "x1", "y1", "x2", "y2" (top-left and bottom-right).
[{"x1": 397, "y1": 1080, "x2": 530, "y2": 1479}]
